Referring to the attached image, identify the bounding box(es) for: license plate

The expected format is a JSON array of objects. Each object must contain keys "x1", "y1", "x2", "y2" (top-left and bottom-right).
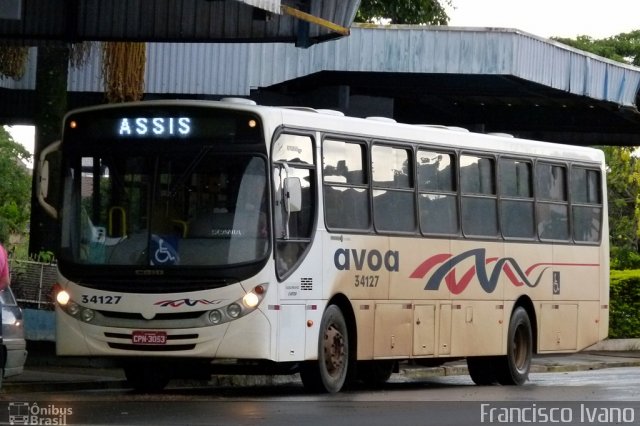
[{"x1": 132, "y1": 330, "x2": 167, "y2": 345}]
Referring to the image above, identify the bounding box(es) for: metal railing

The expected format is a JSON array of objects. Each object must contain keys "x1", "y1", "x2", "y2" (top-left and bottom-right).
[{"x1": 8, "y1": 258, "x2": 57, "y2": 310}]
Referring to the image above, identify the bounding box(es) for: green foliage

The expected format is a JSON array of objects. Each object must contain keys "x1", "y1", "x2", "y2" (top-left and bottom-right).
[
  {"x1": 610, "y1": 247, "x2": 640, "y2": 270},
  {"x1": 0, "y1": 126, "x2": 32, "y2": 242},
  {"x1": 598, "y1": 146, "x2": 640, "y2": 269},
  {"x1": 30, "y1": 250, "x2": 55, "y2": 264},
  {"x1": 609, "y1": 270, "x2": 640, "y2": 338},
  {"x1": 553, "y1": 31, "x2": 640, "y2": 66},
  {"x1": 9, "y1": 237, "x2": 29, "y2": 260},
  {"x1": 356, "y1": 0, "x2": 451, "y2": 25}
]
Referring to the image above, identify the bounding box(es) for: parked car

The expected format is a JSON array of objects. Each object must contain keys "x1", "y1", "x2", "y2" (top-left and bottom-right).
[{"x1": 1, "y1": 287, "x2": 28, "y2": 388}]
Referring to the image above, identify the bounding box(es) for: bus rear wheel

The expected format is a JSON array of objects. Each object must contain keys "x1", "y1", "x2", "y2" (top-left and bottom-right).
[
  {"x1": 300, "y1": 305, "x2": 350, "y2": 393},
  {"x1": 495, "y1": 306, "x2": 532, "y2": 385}
]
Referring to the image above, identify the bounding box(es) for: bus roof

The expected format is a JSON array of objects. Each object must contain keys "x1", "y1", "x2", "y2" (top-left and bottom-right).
[{"x1": 65, "y1": 99, "x2": 605, "y2": 165}]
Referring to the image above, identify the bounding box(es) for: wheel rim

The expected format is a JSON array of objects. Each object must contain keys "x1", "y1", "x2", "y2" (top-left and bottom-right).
[
  {"x1": 512, "y1": 322, "x2": 530, "y2": 373},
  {"x1": 323, "y1": 322, "x2": 345, "y2": 377}
]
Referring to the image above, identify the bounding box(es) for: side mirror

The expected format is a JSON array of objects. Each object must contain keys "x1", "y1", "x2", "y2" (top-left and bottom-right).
[
  {"x1": 283, "y1": 177, "x2": 302, "y2": 213},
  {"x1": 37, "y1": 141, "x2": 61, "y2": 219}
]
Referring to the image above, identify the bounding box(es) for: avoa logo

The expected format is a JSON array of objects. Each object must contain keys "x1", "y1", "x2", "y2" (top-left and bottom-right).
[{"x1": 334, "y1": 248, "x2": 399, "y2": 271}]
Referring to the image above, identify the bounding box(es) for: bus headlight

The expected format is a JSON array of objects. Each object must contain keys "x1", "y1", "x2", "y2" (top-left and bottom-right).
[
  {"x1": 242, "y1": 292, "x2": 259, "y2": 308},
  {"x1": 227, "y1": 303, "x2": 241, "y2": 318},
  {"x1": 58, "y1": 293, "x2": 97, "y2": 323},
  {"x1": 56, "y1": 289, "x2": 71, "y2": 306},
  {"x1": 206, "y1": 283, "x2": 268, "y2": 326},
  {"x1": 80, "y1": 308, "x2": 95, "y2": 322},
  {"x1": 67, "y1": 301, "x2": 80, "y2": 316},
  {"x1": 208, "y1": 310, "x2": 222, "y2": 324}
]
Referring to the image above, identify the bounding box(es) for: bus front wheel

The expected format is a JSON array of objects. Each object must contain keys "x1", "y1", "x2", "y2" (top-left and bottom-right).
[
  {"x1": 300, "y1": 304, "x2": 350, "y2": 393},
  {"x1": 495, "y1": 306, "x2": 532, "y2": 385}
]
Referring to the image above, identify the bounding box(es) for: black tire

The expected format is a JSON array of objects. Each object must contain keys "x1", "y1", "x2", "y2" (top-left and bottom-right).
[
  {"x1": 300, "y1": 305, "x2": 350, "y2": 393},
  {"x1": 358, "y1": 360, "x2": 394, "y2": 387},
  {"x1": 495, "y1": 306, "x2": 533, "y2": 385},
  {"x1": 124, "y1": 361, "x2": 171, "y2": 392},
  {"x1": 467, "y1": 356, "x2": 497, "y2": 385}
]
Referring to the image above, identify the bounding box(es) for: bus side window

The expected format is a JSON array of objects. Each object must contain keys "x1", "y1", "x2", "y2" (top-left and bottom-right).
[
  {"x1": 417, "y1": 150, "x2": 459, "y2": 235},
  {"x1": 273, "y1": 133, "x2": 316, "y2": 279},
  {"x1": 536, "y1": 163, "x2": 569, "y2": 241},
  {"x1": 372, "y1": 145, "x2": 416, "y2": 233},
  {"x1": 571, "y1": 167, "x2": 602, "y2": 242},
  {"x1": 322, "y1": 139, "x2": 370, "y2": 231},
  {"x1": 499, "y1": 158, "x2": 535, "y2": 239},
  {"x1": 461, "y1": 155, "x2": 498, "y2": 237}
]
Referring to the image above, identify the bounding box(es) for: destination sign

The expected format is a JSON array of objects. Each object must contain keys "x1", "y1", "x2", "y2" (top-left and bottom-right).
[
  {"x1": 64, "y1": 105, "x2": 263, "y2": 144},
  {"x1": 117, "y1": 117, "x2": 192, "y2": 137}
]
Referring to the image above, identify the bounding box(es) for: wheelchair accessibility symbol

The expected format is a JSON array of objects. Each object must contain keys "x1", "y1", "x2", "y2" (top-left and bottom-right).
[{"x1": 151, "y1": 235, "x2": 179, "y2": 265}]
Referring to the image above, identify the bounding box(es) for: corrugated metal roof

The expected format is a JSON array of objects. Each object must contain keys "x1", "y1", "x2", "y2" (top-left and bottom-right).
[
  {"x1": 5, "y1": 25, "x2": 640, "y2": 145},
  {"x1": 0, "y1": 0, "x2": 359, "y2": 44},
  {"x1": 236, "y1": 0, "x2": 281, "y2": 14},
  {"x1": 0, "y1": 47, "x2": 37, "y2": 90},
  {"x1": 5, "y1": 24, "x2": 640, "y2": 116},
  {"x1": 54, "y1": 25, "x2": 640, "y2": 109}
]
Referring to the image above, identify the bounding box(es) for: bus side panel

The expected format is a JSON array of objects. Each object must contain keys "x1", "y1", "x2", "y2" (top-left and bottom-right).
[
  {"x1": 503, "y1": 243, "x2": 552, "y2": 303},
  {"x1": 566, "y1": 301, "x2": 601, "y2": 352},
  {"x1": 321, "y1": 232, "x2": 391, "y2": 360},
  {"x1": 323, "y1": 233, "x2": 391, "y2": 301},
  {"x1": 449, "y1": 300, "x2": 505, "y2": 357},
  {"x1": 276, "y1": 232, "x2": 325, "y2": 361},
  {"x1": 539, "y1": 302, "x2": 578, "y2": 352},
  {"x1": 353, "y1": 299, "x2": 375, "y2": 360},
  {"x1": 389, "y1": 236, "x2": 453, "y2": 359},
  {"x1": 552, "y1": 245, "x2": 600, "y2": 302},
  {"x1": 446, "y1": 240, "x2": 505, "y2": 357},
  {"x1": 275, "y1": 304, "x2": 306, "y2": 361},
  {"x1": 600, "y1": 187, "x2": 610, "y2": 342},
  {"x1": 392, "y1": 237, "x2": 452, "y2": 301}
]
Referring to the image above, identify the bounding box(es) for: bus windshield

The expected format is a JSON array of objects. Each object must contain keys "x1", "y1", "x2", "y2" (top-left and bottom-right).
[{"x1": 59, "y1": 145, "x2": 269, "y2": 268}]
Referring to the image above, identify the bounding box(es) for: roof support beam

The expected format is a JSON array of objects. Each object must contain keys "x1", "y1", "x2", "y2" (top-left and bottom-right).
[{"x1": 281, "y1": 5, "x2": 350, "y2": 37}]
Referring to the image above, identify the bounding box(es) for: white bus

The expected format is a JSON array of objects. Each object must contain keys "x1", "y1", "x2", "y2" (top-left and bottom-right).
[{"x1": 38, "y1": 99, "x2": 609, "y2": 392}]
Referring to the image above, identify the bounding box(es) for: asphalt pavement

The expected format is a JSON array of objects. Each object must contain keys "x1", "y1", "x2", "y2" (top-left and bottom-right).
[{"x1": 3, "y1": 339, "x2": 640, "y2": 393}]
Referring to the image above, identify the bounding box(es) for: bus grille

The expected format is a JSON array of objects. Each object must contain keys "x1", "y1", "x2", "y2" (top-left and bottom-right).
[
  {"x1": 107, "y1": 343, "x2": 196, "y2": 351},
  {"x1": 100, "y1": 310, "x2": 204, "y2": 320}
]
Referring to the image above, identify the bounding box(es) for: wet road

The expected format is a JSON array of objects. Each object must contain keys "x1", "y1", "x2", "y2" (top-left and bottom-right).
[{"x1": 2, "y1": 367, "x2": 640, "y2": 425}]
